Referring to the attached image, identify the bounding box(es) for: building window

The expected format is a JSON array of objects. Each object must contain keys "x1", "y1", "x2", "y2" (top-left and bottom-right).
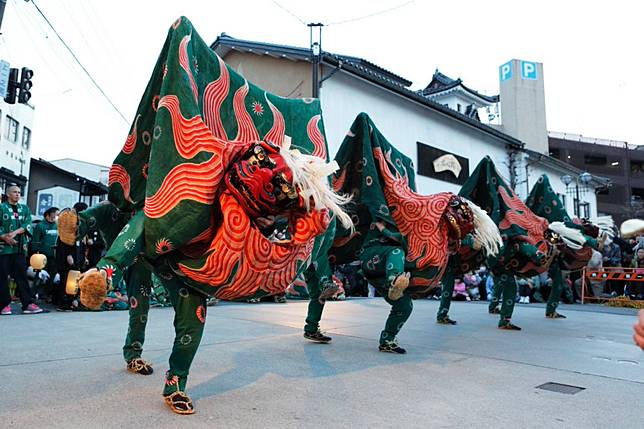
[
  {"x1": 457, "y1": 103, "x2": 462, "y2": 112},
  {"x1": 578, "y1": 201, "x2": 590, "y2": 219},
  {"x1": 22, "y1": 127, "x2": 31, "y2": 149},
  {"x1": 583, "y1": 154, "x2": 607, "y2": 166},
  {"x1": 5, "y1": 116, "x2": 19, "y2": 142}
]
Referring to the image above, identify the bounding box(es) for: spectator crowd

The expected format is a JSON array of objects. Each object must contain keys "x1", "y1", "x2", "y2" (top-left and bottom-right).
[
  {"x1": 2, "y1": 181, "x2": 643, "y2": 316},
  {"x1": 1, "y1": 185, "x2": 169, "y2": 316}
]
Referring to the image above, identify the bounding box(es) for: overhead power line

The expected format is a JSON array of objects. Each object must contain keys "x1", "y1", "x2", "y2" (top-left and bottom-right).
[
  {"x1": 27, "y1": 0, "x2": 129, "y2": 124},
  {"x1": 270, "y1": 0, "x2": 416, "y2": 28},
  {"x1": 270, "y1": 0, "x2": 307, "y2": 26},
  {"x1": 327, "y1": 0, "x2": 416, "y2": 26}
]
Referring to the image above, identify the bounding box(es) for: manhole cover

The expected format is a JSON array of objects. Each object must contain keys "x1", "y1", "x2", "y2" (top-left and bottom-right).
[{"x1": 536, "y1": 382, "x2": 585, "y2": 395}]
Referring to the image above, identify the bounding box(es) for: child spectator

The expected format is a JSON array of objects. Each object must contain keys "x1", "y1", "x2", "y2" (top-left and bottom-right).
[{"x1": 452, "y1": 277, "x2": 470, "y2": 301}]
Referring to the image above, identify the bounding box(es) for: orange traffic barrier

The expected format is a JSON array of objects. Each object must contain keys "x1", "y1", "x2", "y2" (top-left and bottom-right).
[{"x1": 581, "y1": 267, "x2": 644, "y2": 304}]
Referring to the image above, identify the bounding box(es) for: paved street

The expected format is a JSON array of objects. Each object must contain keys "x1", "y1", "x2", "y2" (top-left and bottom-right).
[{"x1": 1, "y1": 298, "x2": 642, "y2": 428}]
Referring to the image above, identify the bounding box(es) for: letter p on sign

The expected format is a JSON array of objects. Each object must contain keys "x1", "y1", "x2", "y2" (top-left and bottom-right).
[
  {"x1": 499, "y1": 61, "x2": 512, "y2": 81},
  {"x1": 521, "y1": 61, "x2": 537, "y2": 80}
]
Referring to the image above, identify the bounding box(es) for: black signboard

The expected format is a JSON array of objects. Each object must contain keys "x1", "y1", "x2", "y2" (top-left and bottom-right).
[{"x1": 416, "y1": 142, "x2": 469, "y2": 185}]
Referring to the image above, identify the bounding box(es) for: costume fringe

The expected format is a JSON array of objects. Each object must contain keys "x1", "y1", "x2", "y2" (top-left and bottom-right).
[
  {"x1": 279, "y1": 137, "x2": 354, "y2": 230},
  {"x1": 549, "y1": 221, "x2": 585, "y2": 250},
  {"x1": 590, "y1": 215, "x2": 615, "y2": 237},
  {"x1": 464, "y1": 198, "x2": 502, "y2": 256}
]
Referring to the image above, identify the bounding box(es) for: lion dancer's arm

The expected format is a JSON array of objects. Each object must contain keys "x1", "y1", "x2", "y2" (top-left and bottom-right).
[{"x1": 94, "y1": 210, "x2": 146, "y2": 288}]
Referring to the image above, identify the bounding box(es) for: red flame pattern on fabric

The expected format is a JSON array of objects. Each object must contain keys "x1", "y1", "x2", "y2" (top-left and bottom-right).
[
  {"x1": 178, "y1": 191, "x2": 330, "y2": 300},
  {"x1": 233, "y1": 82, "x2": 260, "y2": 143},
  {"x1": 373, "y1": 147, "x2": 451, "y2": 271},
  {"x1": 498, "y1": 186, "x2": 550, "y2": 245},
  {"x1": 203, "y1": 55, "x2": 230, "y2": 140},
  {"x1": 307, "y1": 115, "x2": 326, "y2": 159},
  {"x1": 122, "y1": 115, "x2": 140, "y2": 155},
  {"x1": 178, "y1": 34, "x2": 199, "y2": 103},
  {"x1": 108, "y1": 164, "x2": 133, "y2": 203},
  {"x1": 263, "y1": 96, "x2": 285, "y2": 145}
]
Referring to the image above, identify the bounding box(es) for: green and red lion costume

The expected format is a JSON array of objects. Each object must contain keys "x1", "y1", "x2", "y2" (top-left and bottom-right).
[
  {"x1": 526, "y1": 174, "x2": 611, "y2": 317},
  {"x1": 307, "y1": 114, "x2": 501, "y2": 352},
  {"x1": 70, "y1": 17, "x2": 350, "y2": 414}
]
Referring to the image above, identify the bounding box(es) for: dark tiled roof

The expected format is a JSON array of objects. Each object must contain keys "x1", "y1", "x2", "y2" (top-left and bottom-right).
[
  {"x1": 31, "y1": 158, "x2": 108, "y2": 195},
  {"x1": 212, "y1": 34, "x2": 412, "y2": 88},
  {"x1": 422, "y1": 69, "x2": 459, "y2": 92},
  {"x1": 420, "y1": 69, "x2": 499, "y2": 103},
  {"x1": 210, "y1": 34, "x2": 520, "y2": 148}
]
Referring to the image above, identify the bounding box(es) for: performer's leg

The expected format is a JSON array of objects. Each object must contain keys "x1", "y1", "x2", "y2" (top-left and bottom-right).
[
  {"x1": 303, "y1": 258, "x2": 334, "y2": 343},
  {"x1": 123, "y1": 262, "x2": 154, "y2": 374},
  {"x1": 379, "y1": 294, "x2": 413, "y2": 353},
  {"x1": 9, "y1": 254, "x2": 37, "y2": 311},
  {"x1": 546, "y1": 263, "x2": 566, "y2": 318},
  {"x1": 437, "y1": 267, "x2": 457, "y2": 324},
  {"x1": 488, "y1": 275, "x2": 502, "y2": 314},
  {"x1": 374, "y1": 247, "x2": 411, "y2": 353},
  {"x1": 0, "y1": 255, "x2": 12, "y2": 311},
  {"x1": 498, "y1": 273, "x2": 520, "y2": 330},
  {"x1": 159, "y1": 273, "x2": 207, "y2": 414}
]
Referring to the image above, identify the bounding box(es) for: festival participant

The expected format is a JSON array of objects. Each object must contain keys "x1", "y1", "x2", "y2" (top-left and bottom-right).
[
  {"x1": 436, "y1": 237, "x2": 482, "y2": 325},
  {"x1": 0, "y1": 185, "x2": 43, "y2": 315},
  {"x1": 317, "y1": 114, "x2": 501, "y2": 352},
  {"x1": 526, "y1": 175, "x2": 611, "y2": 318},
  {"x1": 72, "y1": 17, "x2": 351, "y2": 415},
  {"x1": 31, "y1": 206, "x2": 59, "y2": 301},
  {"x1": 457, "y1": 158, "x2": 571, "y2": 330}
]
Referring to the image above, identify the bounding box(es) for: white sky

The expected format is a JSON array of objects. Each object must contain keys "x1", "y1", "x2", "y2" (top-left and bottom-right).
[{"x1": 0, "y1": 0, "x2": 641, "y2": 166}]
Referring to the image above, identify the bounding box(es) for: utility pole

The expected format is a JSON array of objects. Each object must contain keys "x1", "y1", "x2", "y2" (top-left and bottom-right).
[
  {"x1": 308, "y1": 23, "x2": 323, "y2": 98},
  {"x1": 0, "y1": 0, "x2": 7, "y2": 33}
]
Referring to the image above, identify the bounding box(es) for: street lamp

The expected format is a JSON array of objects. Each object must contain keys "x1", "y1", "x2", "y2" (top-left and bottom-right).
[{"x1": 561, "y1": 172, "x2": 593, "y2": 218}]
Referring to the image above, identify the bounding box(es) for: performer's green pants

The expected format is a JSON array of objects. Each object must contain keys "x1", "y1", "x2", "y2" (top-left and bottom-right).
[
  {"x1": 488, "y1": 272, "x2": 517, "y2": 325},
  {"x1": 303, "y1": 256, "x2": 332, "y2": 334},
  {"x1": 546, "y1": 262, "x2": 571, "y2": 315},
  {"x1": 156, "y1": 271, "x2": 208, "y2": 395},
  {"x1": 437, "y1": 260, "x2": 458, "y2": 321},
  {"x1": 361, "y1": 245, "x2": 413, "y2": 345},
  {"x1": 122, "y1": 261, "x2": 153, "y2": 362},
  {"x1": 488, "y1": 274, "x2": 502, "y2": 312}
]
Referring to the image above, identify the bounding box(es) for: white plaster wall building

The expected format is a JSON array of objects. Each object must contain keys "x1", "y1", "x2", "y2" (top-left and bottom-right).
[
  {"x1": 211, "y1": 36, "x2": 608, "y2": 217},
  {"x1": 0, "y1": 98, "x2": 34, "y2": 198},
  {"x1": 212, "y1": 35, "x2": 521, "y2": 197},
  {"x1": 318, "y1": 70, "x2": 513, "y2": 195}
]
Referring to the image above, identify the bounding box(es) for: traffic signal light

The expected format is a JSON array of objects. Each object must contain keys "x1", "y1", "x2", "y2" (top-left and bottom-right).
[
  {"x1": 18, "y1": 67, "x2": 33, "y2": 104},
  {"x1": 3, "y1": 67, "x2": 18, "y2": 104}
]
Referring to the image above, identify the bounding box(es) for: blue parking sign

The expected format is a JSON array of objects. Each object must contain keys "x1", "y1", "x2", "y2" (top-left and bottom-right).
[
  {"x1": 499, "y1": 61, "x2": 513, "y2": 81},
  {"x1": 521, "y1": 61, "x2": 537, "y2": 80}
]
